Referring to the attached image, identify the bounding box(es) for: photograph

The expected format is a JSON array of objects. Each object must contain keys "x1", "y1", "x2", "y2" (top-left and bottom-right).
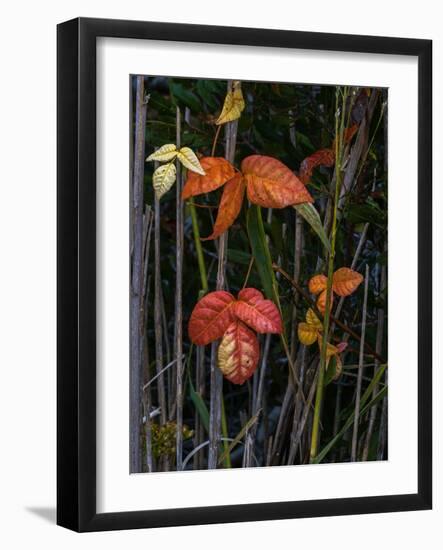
[{"x1": 130, "y1": 76, "x2": 388, "y2": 473}]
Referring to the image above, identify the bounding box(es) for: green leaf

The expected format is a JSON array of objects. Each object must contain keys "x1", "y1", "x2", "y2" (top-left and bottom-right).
[
  {"x1": 294, "y1": 203, "x2": 331, "y2": 252},
  {"x1": 227, "y1": 249, "x2": 251, "y2": 266},
  {"x1": 169, "y1": 81, "x2": 201, "y2": 113},
  {"x1": 188, "y1": 375, "x2": 209, "y2": 433},
  {"x1": 196, "y1": 80, "x2": 220, "y2": 110},
  {"x1": 247, "y1": 205, "x2": 278, "y2": 304}
]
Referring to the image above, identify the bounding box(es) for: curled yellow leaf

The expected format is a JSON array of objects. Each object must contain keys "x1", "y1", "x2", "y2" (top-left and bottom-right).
[
  {"x1": 177, "y1": 147, "x2": 206, "y2": 175},
  {"x1": 332, "y1": 355, "x2": 343, "y2": 380},
  {"x1": 298, "y1": 322, "x2": 318, "y2": 346},
  {"x1": 146, "y1": 143, "x2": 178, "y2": 163},
  {"x1": 153, "y1": 162, "x2": 176, "y2": 200},
  {"x1": 216, "y1": 81, "x2": 245, "y2": 125},
  {"x1": 306, "y1": 308, "x2": 322, "y2": 329}
]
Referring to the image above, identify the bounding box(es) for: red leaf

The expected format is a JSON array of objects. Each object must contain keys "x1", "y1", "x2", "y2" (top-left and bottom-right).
[
  {"x1": 241, "y1": 155, "x2": 313, "y2": 208},
  {"x1": 188, "y1": 290, "x2": 236, "y2": 345},
  {"x1": 218, "y1": 320, "x2": 260, "y2": 385},
  {"x1": 182, "y1": 157, "x2": 236, "y2": 199},
  {"x1": 202, "y1": 173, "x2": 245, "y2": 240},
  {"x1": 234, "y1": 288, "x2": 283, "y2": 334},
  {"x1": 299, "y1": 149, "x2": 335, "y2": 185}
]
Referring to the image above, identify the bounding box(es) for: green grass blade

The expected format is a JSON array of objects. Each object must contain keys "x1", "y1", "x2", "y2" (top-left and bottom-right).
[
  {"x1": 247, "y1": 205, "x2": 278, "y2": 303},
  {"x1": 217, "y1": 409, "x2": 262, "y2": 466},
  {"x1": 188, "y1": 375, "x2": 209, "y2": 434},
  {"x1": 294, "y1": 203, "x2": 331, "y2": 253},
  {"x1": 312, "y1": 364, "x2": 387, "y2": 463}
]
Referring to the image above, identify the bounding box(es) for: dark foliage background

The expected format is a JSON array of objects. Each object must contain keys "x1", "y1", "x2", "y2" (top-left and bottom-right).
[{"x1": 131, "y1": 76, "x2": 388, "y2": 471}]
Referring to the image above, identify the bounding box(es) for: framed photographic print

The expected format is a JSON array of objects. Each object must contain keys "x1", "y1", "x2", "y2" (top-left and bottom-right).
[{"x1": 57, "y1": 17, "x2": 432, "y2": 532}]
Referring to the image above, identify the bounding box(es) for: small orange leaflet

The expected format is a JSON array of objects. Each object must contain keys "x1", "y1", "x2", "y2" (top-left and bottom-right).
[
  {"x1": 201, "y1": 173, "x2": 245, "y2": 241},
  {"x1": 299, "y1": 123, "x2": 359, "y2": 185},
  {"x1": 308, "y1": 267, "x2": 363, "y2": 313},
  {"x1": 182, "y1": 157, "x2": 236, "y2": 199}
]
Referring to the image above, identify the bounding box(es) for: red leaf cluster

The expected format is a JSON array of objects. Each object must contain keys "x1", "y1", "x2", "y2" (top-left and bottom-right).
[{"x1": 188, "y1": 288, "x2": 282, "y2": 384}]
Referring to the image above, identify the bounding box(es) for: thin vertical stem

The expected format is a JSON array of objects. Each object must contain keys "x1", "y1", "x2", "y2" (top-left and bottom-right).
[
  {"x1": 189, "y1": 204, "x2": 208, "y2": 293},
  {"x1": 154, "y1": 191, "x2": 167, "y2": 428},
  {"x1": 208, "y1": 80, "x2": 238, "y2": 469},
  {"x1": 175, "y1": 107, "x2": 184, "y2": 470},
  {"x1": 290, "y1": 211, "x2": 303, "y2": 361},
  {"x1": 310, "y1": 86, "x2": 348, "y2": 462},
  {"x1": 287, "y1": 346, "x2": 307, "y2": 464},
  {"x1": 288, "y1": 364, "x2": 319, "y2": 459},
  {"x1": 362, "y1": 262, "x2": 386, "y2": 460},
  {"x1": 193, "y1": 346, "x2": 206, "y2": 470},
  {"x1": 130, "y1": 76, "x2": 147, "y2": 473},
  {"x1": 142, "y1": 206, "x2": 154, "y2": 472},
  {"x1": 351, "y1": 264, "x2": 369, "y2": 461}
]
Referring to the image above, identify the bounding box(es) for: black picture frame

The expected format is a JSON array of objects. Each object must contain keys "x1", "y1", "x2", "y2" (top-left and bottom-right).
[{"x1": 57, "y1": 17, "x2": 432, "y2": 532}]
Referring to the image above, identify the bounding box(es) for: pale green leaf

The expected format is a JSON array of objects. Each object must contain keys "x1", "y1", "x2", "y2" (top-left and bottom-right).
[
  {"x1": 146, "y1": 143, "x2": 178, "y2": 162},
  {"x1": 294, "y1": 203, "x2": 331, "y2": 252},
  {"x1": 177, "y1": 147, "x2": 205, "y2": 175},
  {"x1": 153, "y1": 162, "x2": 176, "y2": 199}
]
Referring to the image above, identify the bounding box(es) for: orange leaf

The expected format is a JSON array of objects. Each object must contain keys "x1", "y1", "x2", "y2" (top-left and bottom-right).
[
  {"x1": 234, "y1": 288, "x2": 283, "y2": 334},
  {"x1": 188, "y1": 290, "x2": 236, "y2": 346},
  {"x1": 202, "y1": 173, "x2": 245, "y2": 240},
  {"x1": 299, "y1": 148, "x2": 335, "y2": 185},
  {"x1": 218, "y1": 320, "x2": 260, "y2": 385},
  {"x1": 182, "y1": 157, "x2": 235, "y2": 199},
  {"x1": 317, "y1": 289, "x2": 334, "y2": 314},
  {"x1": 331, "y1": 124, "x2": 359, "y2": 151},
  {"x1": 344, "y1": 124, "x2": 358, "y2": 144},
  {"x1": 308, "y1": 274, "x2": 327, "y2": 295},
  {"x1": 241, "y1": 155, "x2": 313, "y2": 208},
  {"x1": 332, "y1": 267, "x2": 364, "y2": 297}
]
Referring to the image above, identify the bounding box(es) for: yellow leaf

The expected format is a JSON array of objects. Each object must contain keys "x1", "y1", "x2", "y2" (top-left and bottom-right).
[
  {"x1": 216, "y1": 81, "x2": 245, "y2": 125},
  {"x1": 317, "y1": 335, "x2": 339, "y2": 359},
  {"x1": 332, "y1": 355, "x2": 343, "y2": 380},
  {"x1": 146, "y1": 143, "x2": 178, "y2": 162},
  {"x1": 177, "y1": 147, "x2": 206, "y2": 175},
  {"x1": 298, "y1": 322, "x2": 318, "y2": 346},
  {"x1": 306, "y1": 308, "x2": 322, "y2": 329},
  {"x1": 153, "y1": 162, "x2": 176, "y2": 200}
]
